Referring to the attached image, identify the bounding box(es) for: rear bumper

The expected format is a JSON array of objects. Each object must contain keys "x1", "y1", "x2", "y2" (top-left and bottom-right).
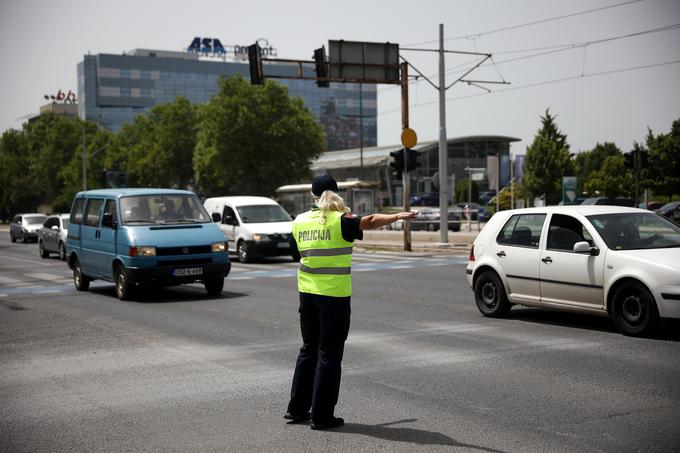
[{"x1": 126, "y1": 261, "x2": 231, "y2": 285}]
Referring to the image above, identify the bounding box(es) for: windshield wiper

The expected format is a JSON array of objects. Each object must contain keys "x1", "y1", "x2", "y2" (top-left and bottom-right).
[
  {"x1": 159, "y1": 218, "x2": 205, "y2": 224},
  {"x1": 124, "y1": 219, "x2": 157, "y2": 224}
]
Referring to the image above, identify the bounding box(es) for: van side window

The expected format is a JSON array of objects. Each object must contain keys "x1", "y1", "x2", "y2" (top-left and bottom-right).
[
  {"x1": 497, "y1": 214, "x2": 546, "y2": 248},
  {"x1": 83, "y1": 199, "x2": 104, "y2": 227},
  {"x1": 222, "y1": 206, "x2": 237, "y2": 225},
  {"x1": 104, "y1": 199, "x2": 117, "y2": 222},
  {"x1": 70, "y1": 199, "x2": 85, "y2": 225}
]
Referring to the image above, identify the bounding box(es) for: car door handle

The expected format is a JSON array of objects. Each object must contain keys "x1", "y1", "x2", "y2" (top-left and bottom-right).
[
  {"x1": 542, "y1": 257, "x2": 553, "y2": 264},
  {"x1": 497, "y1": 251, "x2": 506, "y2": 257}
]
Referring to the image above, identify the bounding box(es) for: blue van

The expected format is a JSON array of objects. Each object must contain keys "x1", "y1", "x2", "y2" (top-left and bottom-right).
[{"x1": 66, "y1": 189, "x2": 231, "y2": 300}]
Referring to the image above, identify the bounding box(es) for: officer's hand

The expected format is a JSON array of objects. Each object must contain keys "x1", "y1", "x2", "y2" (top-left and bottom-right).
[{"x1": 396, "y1": 211, "x2": 418, "y2": 220}]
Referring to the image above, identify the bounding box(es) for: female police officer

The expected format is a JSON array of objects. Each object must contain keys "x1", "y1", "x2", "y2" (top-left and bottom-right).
[{"x1": 285, "y1": 175, "x2": 417, "y2": 430}]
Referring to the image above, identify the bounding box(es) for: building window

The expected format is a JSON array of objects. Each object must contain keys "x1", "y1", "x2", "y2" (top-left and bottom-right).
[
  {"x1": 98, "y1": 67, "x2": 120, "y2": 78},
  {"x1": 131, "y1": 88, "x2": 141, "y2": 98},
  {"x1": 150, "y1": 70, "x2": 160, "y2": 80},
  {"x1": 99, "y1": 86, "x2": 121, "y2": 97},
  {"x1": 131, "y1": 69, "x2": 141, "y2": 79}
]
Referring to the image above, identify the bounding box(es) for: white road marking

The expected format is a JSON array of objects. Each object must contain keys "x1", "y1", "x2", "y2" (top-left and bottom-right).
[
  {"x1": 26, "y1": 273, "x2": 64, "y2": 281},
  {"x1": 0, "y1": 275, "x2": 23, "y2": 284}
]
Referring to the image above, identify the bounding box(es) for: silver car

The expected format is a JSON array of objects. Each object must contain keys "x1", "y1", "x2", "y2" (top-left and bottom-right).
[
  {"x1": 38, "y1": 214, "x2": 69, "y2": 260},
  {"x1": 9, "y1": 213, "x2": 47, "y2": 243}
]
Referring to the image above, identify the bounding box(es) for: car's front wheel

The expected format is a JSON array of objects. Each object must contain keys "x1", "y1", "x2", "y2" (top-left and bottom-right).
[
  {"x1": 237, "y1": 240, "x2": 250, "y2": 263},
  {"x1": 610, "y1": 281, "x2": 659, "y2": 337},
  {"x1": 115, "y1": 264, "x2": 133, "y2": 301},
  {"x1": 58, "y1": 242, "x2": 66, "y2": 261},
  {"x1": 39, "y1": 240, "x2": 49, "y2": 258},
  {"x1": 204, "y1": 277, "x2": 224, "y2": 296},
  {"x1": 474, "y1": 271, "x2": 511, "y2": 317}
]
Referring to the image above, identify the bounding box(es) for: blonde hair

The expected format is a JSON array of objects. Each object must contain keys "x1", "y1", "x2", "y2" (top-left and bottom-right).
[{"x1": 313, "y1": 190, "x2": 350, "y2": 224}]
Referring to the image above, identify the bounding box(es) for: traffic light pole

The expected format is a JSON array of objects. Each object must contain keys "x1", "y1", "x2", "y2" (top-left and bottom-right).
[
  {"x1": 437, "y1": 23, "x2": 448, "y2": 242},
  {"x1": 401, "y1": 62, "x2": 412, "y2": 252}
]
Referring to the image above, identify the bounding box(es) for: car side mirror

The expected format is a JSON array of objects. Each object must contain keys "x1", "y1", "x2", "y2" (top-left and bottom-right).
[
  {"x1": 102, "y1": 214, "x2": 117, "y2": 229},
  {"x1": 573, "y1": 241, "x2": 599, "y2": 256},
  {"x1": 211, "y1": 212, "x2": 222, "y2": 223},
  {"x1": 51, "y1": 225, "x2": 59, "y2": 231}
]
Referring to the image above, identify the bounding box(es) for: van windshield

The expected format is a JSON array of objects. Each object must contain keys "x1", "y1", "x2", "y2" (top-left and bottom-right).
[
  {"x1": 236, "y1": 205, "x2": 292, "y2": 223},
  {"x1": 120, "y1": 194, "x2": 211, "y2": 225}
]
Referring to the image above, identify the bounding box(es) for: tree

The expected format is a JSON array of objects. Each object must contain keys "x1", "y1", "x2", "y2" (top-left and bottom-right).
[
  {"x1": 111, "y1": 97, "x2": 198, "y2": 188},
  {"x1": 522, "y1": 109, "x2": 573, "y2": 205},
  {"x1": 0, "y1": 129, "x2": 41, "y2": 220},
  {"x1": 583, "y1": 154, "x2": 633, "y2": 199},
  {"x1": 642, "y1": 119, "x2": 680, "y2": 201},
  {"x1": 574, "y1": 142, "x2": 622, "y2": 191},
  {"x1": 193, "y1": 76, "x2": 325, "y2": 197},
  {"x1": 454, "y1": 177, "x2": 479, "y2": 204}
]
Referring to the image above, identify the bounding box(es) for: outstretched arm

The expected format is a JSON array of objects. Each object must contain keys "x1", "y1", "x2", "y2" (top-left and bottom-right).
[{"x1": 359, "y1": 211, "x2": 418, "y2": 230}]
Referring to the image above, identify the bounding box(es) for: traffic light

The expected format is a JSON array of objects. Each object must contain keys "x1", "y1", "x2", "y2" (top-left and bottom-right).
[
  {"x1": 404, "y1": 148, "x2": 419, "y2": 172},
  {"x1": 314, "y1": 46, "x2": 329, "y2": 88},
  {"x1": 390, "y1": 148, "x2": 404, "y2": 173},
  {"x1": 248, "y1": 43, "x2": 263, "y2": 85}
]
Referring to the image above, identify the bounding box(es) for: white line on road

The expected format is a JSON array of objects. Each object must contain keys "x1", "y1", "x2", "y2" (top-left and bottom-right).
[
  {"x1": 0, "y1": 275, "x2": 23, "y2": 284},
  {"x1": 26, "y1": 273, "x2": 65, "y2": 281}
]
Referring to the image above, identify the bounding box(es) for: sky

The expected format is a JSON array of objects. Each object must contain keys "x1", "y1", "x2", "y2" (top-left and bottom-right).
[{"x1": 0, "y1": 0, "x2": 678, "y2": 155}]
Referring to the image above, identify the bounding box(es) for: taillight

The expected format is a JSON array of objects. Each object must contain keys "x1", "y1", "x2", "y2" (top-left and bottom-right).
[{"x1": 469, "y1": 245, "x2": 475, "y2": 261}]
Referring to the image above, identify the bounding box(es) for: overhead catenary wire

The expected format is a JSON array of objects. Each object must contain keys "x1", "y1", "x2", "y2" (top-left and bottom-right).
[
  {"x1": 405, "y1": 0, "x2": 645, "y2": 47},
  {"x1": 376, "y1": 22, "x2": 680, "y2": 93},
  {"x1": 377, "y1": 59, "x2": 680, "y2": 116}
]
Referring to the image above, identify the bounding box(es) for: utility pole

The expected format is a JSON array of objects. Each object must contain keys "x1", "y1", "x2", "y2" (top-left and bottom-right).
[
  {"x1": 359, "y1": 83, "x2": 364, "y2": 180},
  {"x1": 437, "y1": 23, "x2": 448, "y2": 242},
  {"x1": 81, "y1": 124, "x2": 87, "y2": 191},
  {"x1": 401, "y1": 62, "x2": 412, "y2": 252}
]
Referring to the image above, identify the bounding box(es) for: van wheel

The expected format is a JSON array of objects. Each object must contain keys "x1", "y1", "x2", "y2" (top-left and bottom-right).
[
  {"x1": 204, "y1": 277, "x2": 224, "y2": 296},
  {"x1": 611, "y1": 281, "x2": 659, "y2": 337},
  {"x1": 39, "y1": 240, "x2": 49, "y2": 258},
  {"x1": 115, "y1": 264, "x2": 133, "y2": 301},
  {"x1": 474, "y1": 271, "x2": 510, "y2": 317},
  {"x1": 58, "y1": 242, "x2": 66, "y2": 261},
  {"x1": 237, "y1": 241, "x2": 250, "y2": 263},
  {"x1": 73, "y1": 258, "x2": 91, "y2": 291}
]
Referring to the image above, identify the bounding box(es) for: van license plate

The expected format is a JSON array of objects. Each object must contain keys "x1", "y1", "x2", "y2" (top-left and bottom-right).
[
  {"x1": 277, "y1": 242, "x2": 289, "y2": 248},
  {"x1": 174, "y1": 267, "x2": 203, "y2": 277}
]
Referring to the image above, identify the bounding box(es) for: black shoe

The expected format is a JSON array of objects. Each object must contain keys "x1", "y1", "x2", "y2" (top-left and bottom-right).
[
  {"x1": 310, "y1": 417, "x2": 344, "y2": 430},
  {"x1": 284, "y1": 411, "x2": 311, "y2": 423}
]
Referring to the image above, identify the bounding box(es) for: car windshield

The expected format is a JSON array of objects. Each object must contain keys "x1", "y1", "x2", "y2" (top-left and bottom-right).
[
  {"x1": 120, "y1": 194, "x2": 211, "y2": 225},
  {"x1": 587, "y1": 213, "x2": 680, "y2": 250},
  {"x1": 25, "y1": 216, "x2": 46, "y2": 225},
  {"x1": 61, "y1": 218, "x2": 70, "y2": 229},
  {"x1": 236, "y1": 205, "x2": 292, "y2": 223}
]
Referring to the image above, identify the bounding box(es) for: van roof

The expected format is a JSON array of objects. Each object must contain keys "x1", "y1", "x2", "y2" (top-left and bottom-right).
[
  {"x1": 204, "y1": 196, "x2": 279, "y2": 207},
  {"x1": 75, "y1": 188, "x2": 195, "y2": 198}
]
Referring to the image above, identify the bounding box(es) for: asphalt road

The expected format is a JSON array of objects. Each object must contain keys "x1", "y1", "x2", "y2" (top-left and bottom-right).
[{"x1": 1, "y1": 240, "x2": 679, "y2": 452}]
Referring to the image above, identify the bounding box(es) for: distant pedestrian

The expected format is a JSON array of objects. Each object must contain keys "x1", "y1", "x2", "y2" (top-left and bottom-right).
[{"x1": 285, "y1": 175, "x2": 417, "y2": 430}]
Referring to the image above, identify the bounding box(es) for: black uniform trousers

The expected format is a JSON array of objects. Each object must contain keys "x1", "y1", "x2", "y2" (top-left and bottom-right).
[{"x1": 287, "y1": 291, "x2": 351, "y2": 423}]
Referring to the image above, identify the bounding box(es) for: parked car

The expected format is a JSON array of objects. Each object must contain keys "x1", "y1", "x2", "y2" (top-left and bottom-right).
[
  {"x1": 410, "y1": 208, "x2": 461, "y2": 231},
  {"x1": 466, "y1": 205, "x2": 680, "y2": 337},
  {"x1": 580, "y1": 197, "x2": 635, "y2": 207},
  {"x1": 9, "y1": 213, "x2": 47, "y2": 243},
  {"x1": 38, "y1": 214, "x2": 69, "y2": 260},
  {"x1": 478, "y1": 191, "x2": 496, "y2": 206},
  {"x1": 656, "y1": 201, "x2": 680, "y2": 224},
  {"x1": 66, "y1": 189, "x2": 230, "y2": 300},
  {"x1": 204, "y1": 196, "x2": 293, "y2": 263},
  {"x1": 638, "y1": 201, "x2": 664, "y2": 211},
  {"x1": 454, "y1": 202, "x2": 492, "y2": 222},
  {"x1": 409, "y1": 193, "x2": 439, "y2": 206}
]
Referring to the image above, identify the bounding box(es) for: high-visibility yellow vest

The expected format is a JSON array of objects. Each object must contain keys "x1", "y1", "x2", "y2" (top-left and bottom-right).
[{"x1": 293, "y1": 209, "x2": 354, "y2": 297}]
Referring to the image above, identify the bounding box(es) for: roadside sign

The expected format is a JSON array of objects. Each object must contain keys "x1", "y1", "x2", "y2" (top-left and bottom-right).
[
  {"x1": 401, "y1": 128, "x2": 417, "y2": 149},
  {"x1": 562, "y1": 176, "x2": 578, "y2": 204}
]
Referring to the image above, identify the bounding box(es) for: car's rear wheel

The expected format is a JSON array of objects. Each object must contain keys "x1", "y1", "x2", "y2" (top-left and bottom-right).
[
  {"x1": 10, "y1": 232, "x2": 16, "y2": 243},
  {"x1": 115, "y1": 264, "x2": 133, "y2": 301},
  {"x1": 204, "y1": 277, "x2": 224, "y2": 296},
  {"x1": 39, "y1": 240, "x2": 49, "y2": 258},
  {"x1": 58, "y1": 242, "x2": 66, "y2": 261},
  {"x1": 474, "y1": 271, "x2": 510, "y2": 317},
  {"x1": 237, "y1": 240, "x2": 250, "y2": 263},
  {"x1": 73, "y1": 258, "x2": 91, "y2": 291},
  {"x1": 611, "y1": 281, "x2": 659, "y2": 337}
]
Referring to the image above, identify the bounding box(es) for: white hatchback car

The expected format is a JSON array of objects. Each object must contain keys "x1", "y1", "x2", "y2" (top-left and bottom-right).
[{"x1": 466, "y1": 206, "x2": 680, "y2": 337}]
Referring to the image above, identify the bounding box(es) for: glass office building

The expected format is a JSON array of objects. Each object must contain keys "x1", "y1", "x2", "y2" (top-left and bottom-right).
[{"x1": 77, "y1": 49, "x2": 376, "y2": 151}]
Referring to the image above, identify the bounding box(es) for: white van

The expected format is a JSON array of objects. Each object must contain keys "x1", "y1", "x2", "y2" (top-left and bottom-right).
[{"x1": 204, "y1": 196, "x2": 293, "y2": 263}]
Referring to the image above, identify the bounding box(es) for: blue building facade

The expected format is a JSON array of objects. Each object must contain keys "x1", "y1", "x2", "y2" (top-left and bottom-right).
[{"x1": 77, "y1": 49, "x2": 376, "y2": 151}]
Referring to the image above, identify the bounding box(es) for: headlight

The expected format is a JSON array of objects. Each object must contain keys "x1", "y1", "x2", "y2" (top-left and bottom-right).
[
  {"x1": 252, "y1": 234, "x2": 271, "y2": 242},
  {"x1": 129, "y1": 246, "x2": 156, "y2": 257},
  {"x1": 211, "y1": 242, "x2": 227, "y2": 252}
]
